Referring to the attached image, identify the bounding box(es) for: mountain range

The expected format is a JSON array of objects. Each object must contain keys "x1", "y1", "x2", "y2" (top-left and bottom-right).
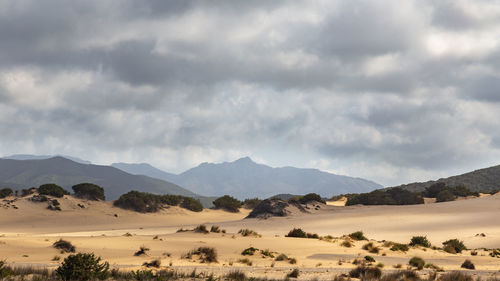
[
  {"x1": 0, "y1": 157, "x2": 196, "y2": 201},
  {"x1": 112, "y1": 157, "x2": 382, "y2": 199}
]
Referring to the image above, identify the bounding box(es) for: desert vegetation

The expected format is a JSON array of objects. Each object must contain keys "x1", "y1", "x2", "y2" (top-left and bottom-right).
[
  {"x1": 113, "y1": 190, "x2": 203, "y2": 213},
  {"x1": 285, "y1": 228, "x2": 319, "y2": 239},
  {"x1": 212, "y1": 195, "x2": 242, "y2": 212},
  {"x1": 72, "y1": 183, "x2": 105, "y2": 201},
  {"x1": 346, "y1": 187, "x2": 424, "y2": 206},
  {"x1": 52, "y1": 239, "x2": 76, "y2": 253},
  {"x1": 0, "y1": 188, "x2": 13, "y2": 198},
  {"x1": 38, "y1": 184, "x2": 70, "y2": 198},
  {"x1": 182, "y1": 247, "x2": 218, "y2": 263}
]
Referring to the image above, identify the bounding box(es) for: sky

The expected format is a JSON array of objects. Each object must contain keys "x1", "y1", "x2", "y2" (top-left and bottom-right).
[{"x1": 1, "y1": 0, "x2": 500, "y2": 187}]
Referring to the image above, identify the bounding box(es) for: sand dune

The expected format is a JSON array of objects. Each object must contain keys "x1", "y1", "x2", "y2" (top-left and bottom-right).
[{"x1": 1, "y1": 194, "x2": 500, "y2": 279}]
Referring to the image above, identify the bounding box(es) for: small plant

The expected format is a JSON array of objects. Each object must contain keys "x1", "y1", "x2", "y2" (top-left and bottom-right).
[
  {"x1": 134, "y1": 246, "x2": 150, "y2": 256},
  {"x1": 183, "y1": 247, "x2": 218, "y2": 263},
  {"x1": 438, "y1": 271, "x2": 474, "y2": 281},
  {"x1": 410, "y1": 236, "x2": 431, "y2": 247},
  {"x1": 194, "y1": 224, "x2": 209, "y2": 234},
  {"x1": 287, "y1": 268, "x2": 299, "y2": 278},
  {"x1": 288, "y1": 257, "x2": 297, "y2": 264},
  {"x1": 285, "y1": 228, "x2": 319, "y2": 239},
  {"x1": 408, "y1": 256, "x2": 425, "y2": 270},
  {"x1": 349, "y1": 265, "x2": 381, "y2": 279},
  {"x1": 260, "y1": 249, "x2": 275, "y2": 258},
  {"x1": 53, "y1": 239, "x2": 76, "y2": 253},
  {"x1": 376, "y1": 262, "x2": 384, "y2": 268},
  {"x1": 226, "y1": 270, "x2": 246, "y2": 281},
  {"x1": 275, "y1": 253, "x2": 288, "y2": 261},
  {"x1": 0, "y1": 260, "x2": 13, "y2": 278},
  {"x1": 142, "y1": 259, "x2": 161, "y2": 268},
  {"x1": 390, "y1": 243, "x2": 409, "y2": 252},
  {"x1": 461, "y1": 259, "x2": 475, "y2": 269},
  {"x1": 348, "y1": 231, "x2": 367, "y2": 241},
  {"x1": 237, "y1": 258, "x2": 252, "y2": 266},
  {"x1": 210, "y1": 225, "x2": 221, "y2": 233},
  {"x1": 362, "y1": 242, "x2": 380, "y2": 254},
  {"x1": 56, "y1": 253, "x2": 109, "y2": 281},
  {"x1": 341, "y1": 240, "x2": 353, "y2": 247},
  {"x1": 364, "y1": 255, "x2": 375, "y2": 262},
  {"x1": 238, "y1": 229, "x2": 261, "y2": 237},
  {"x1": 241, "y1": 247, "x2": 258, "y2": 256},
  {"x1": 442, "y1": 239, "x2": 467, "y2": 254}
]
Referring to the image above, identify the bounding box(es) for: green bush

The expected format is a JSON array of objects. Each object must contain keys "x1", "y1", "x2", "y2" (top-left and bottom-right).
[
  {"x1": 298, "y1": 193, "x2": 325, "y2": 204},
  {"x1": 114, "y1": 191, "x2": 161, "y2": 213},
  {"x1": 183, "y1": 247, "x2": 218, "y2": 263},
  {"x1": 346, "y1": 188, "x2": 423, "y2": 206},
  {"x1": 242, "y1": 198, "x2": 261, "y2": 209},
  {"x1": 159, "y1": 195, "x2": 183, "y2": 206},
  {"x1": 39, "y1": 184, "x2": 70, "y2": 198},
  {"x1": 362, "y1": 242, "x2": 380, "y2": 254},
  {"x1": 180, "y1": 197, "x2": 203, "y2": 212},
  {"x1": 241, "y1": 247, "x2": 258, "y2": 256},
  {"x1": 0, "y1": 260, "x2": 13, "y2": 279},
  {"x1": 436, "y1": 189, "x2": 456, "y2": 202},
  {"x1": 364, "y1": 255, "x2": 375, "y2": 262},
  {"x1": 72, "y1": 183, "x2": 105, "y2": 201},
  {"x1": 349, "y1": 231, "x2": 368, "y2": 241},
  {"x1": 461, "y1": 259, "x2": 475, "y2": 270},
  {"x1": 285, "y1": 228, "x2": 319, "y2": 239},
  {"x1": 0, "y1": 188, "x2": 13, "y2": 198},
  {"x1": 56, "y1": 253, "x2": 109, "y2": 281},
  {"x1": 410, "y1": 236, "x2": 431, "y2": 247},
  {"x1": 53, "y1": 239, "x2": 76, "y2": 253},
  {"x1": 349, "y1": 266, "x2": 381, "y2": 279},
  {"x1": 408, "y1": 256, "x2": 425, "y2": 270},
  {"x1": 390, "y1": 243, "x2": 409, "y2": 252},
  {"x1": 213, "y1": 195, "x2": 242, "y2": 212},
  {"x1": 442, "y1": 239, "x2": 467, "y2": 254}
]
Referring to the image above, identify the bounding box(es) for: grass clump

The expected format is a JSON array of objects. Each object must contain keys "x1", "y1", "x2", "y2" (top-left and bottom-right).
[
  {"x1": 237, "y1": 258, "x2": 252, "y2": 266},
  {"x1": 348, "y1": 231, "x2": 368, "y2": 241},
  {"x1": 56, "y1": 253, "x2": 109, "y2": 281},
  {"x1": 349, "y1": 265, "x2": 382, "y2": 279},
  {"x1": 194, "y1": 224, "x2": 209, "y2": 234},
  {"x1": 390, "y1": 243, "x2": 409, "y2": 252},
  {"x1": 142, "y1": 259, "x2": 161, "y2": 268},
  {"x1": 53, "y1": 239, "x2": 76, "y2": 253},
  {"x1": 438, "y1": 271, "x2": 474, "y2": 281},
  {"x1": 260, "y1": 249, "x2": 275, "y2": 258},
  {"x1": 238, "y1": 229, "x2": 261, "y2": 237},
  {"x1": 442, "y1": 239, "x2": 467, "y2": 254},
  {"x1": 461, "y1": 259, "x2": 475, "y2": 270},
  {"x1": 364, "y1": 255, "x2": 375, "y2": 262},
  {"x1": 410, "y1": 236, "x2": 431, "y2": 247},
  {"x1": 362, "y1": 242, "x2": 380, "y2": 254},
  {"x1": 183, "y1": 247, "x2": 218, "y2": 263},
  {"x1": 341, "y1": 240, "x2": 353, "y2": 247},
  {"x1": 210, "y1": 225, "x2": 221, "y2": 233},
  {"x1": 285, "y1": 228, "x2": 319, "y2": 239},
  {"x1": 408, "y1": 256, "x2": 425, "y2": 270},
  {"x1": 213, "y1": 195, "x2": 242, "y2": 212},
  {"x1": 134, "y1": 246, "x2": 150, "y2": 256},
  {"x1": 241, "y1": 247, "x2": 258, "y2": 256},
  {"x1": 225, "y1": 270, "x2": 246, "y2": 281}
]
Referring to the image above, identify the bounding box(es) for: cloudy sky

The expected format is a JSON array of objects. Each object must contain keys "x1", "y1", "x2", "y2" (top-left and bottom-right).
[{"x1": 1, "y1": 0, "x2": 500, "y2": 186}]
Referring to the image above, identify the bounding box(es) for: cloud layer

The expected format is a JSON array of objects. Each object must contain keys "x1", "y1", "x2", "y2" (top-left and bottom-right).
[{"x1": 1, "y1": 0, "x2": 500, "y2": 186}]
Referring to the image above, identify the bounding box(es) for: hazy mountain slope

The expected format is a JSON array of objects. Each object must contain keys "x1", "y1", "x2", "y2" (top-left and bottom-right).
[
  {"x1": 3, "y1": 154, "x2": 91, "y2": 164},
  {"x1": 112, "y1": 162, "x2": 177, "y2": 182},
  {"x1": 114, "y1": 157, "x2": 382, "y2": 199},
  {"x1": 390, "y1": 164, "x2": 500, "y2": 192},
  {"x1": 0, "y1": 157, "x2": 196, "y2": 200}
]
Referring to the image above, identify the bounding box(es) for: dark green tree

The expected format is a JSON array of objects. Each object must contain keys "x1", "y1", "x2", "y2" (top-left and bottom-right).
[
  {"x1": 56, "y1": 253, "x2": 109, "y2": 281},
  {"x1": 72, "y1": 183, "x2": 105, "y2": 201},
  {"x1": 38, "y1": 184, "x2": 70, "y2": 198}
]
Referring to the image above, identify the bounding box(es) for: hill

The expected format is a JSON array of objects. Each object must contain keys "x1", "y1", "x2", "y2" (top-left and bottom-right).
[
  {"x1": 0, "y1": 157, "x2": 196, "y2": 200},
  {"x1": 3, "y1": 154, "x2": 91, "y2": 164},
  {"x1": 390, "y1": 164, "x2": 500, "y2": 192},
  {"x1": 113, "y1": 157, "x2": 382, "y2": 199}
]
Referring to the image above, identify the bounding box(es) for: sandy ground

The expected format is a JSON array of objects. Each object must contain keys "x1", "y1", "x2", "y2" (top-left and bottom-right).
[{"x1": 1, "y1": 194, "x2": 500, "y2": 279}]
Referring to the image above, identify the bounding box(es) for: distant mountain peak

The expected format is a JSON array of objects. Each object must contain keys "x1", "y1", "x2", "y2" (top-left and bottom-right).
[{"x1": 233, "y1": 156, "x2": 255, "y2": 164}]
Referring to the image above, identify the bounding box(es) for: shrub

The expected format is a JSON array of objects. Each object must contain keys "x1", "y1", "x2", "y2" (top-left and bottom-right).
[
  {"x1": 210, "y1": 225, "x2": 221, "y2": 233},
  {"x1": 461, "y1": 259, "x2": 475, "y2": 270},
  {"x1": 346, "y1": 188, "x2": 424, "y2": 206},
  {"x1": 159, "y1": 195, "x2": 183, "y2": 206},
  {"x1": 194, "y1": 224, "x2": 209, "y2": 234},
  {"x1": 134, "y1": 246, "x2": 150, "y2": 256},
  {"x1": 238, "y1": 229, "x2": 261, "y2": 237},
  {"x1": 180, "y1": 197, "x2": 203, "y2": 212},
  {"x1": 53, "y1": 239, "x2": 76, "y2": 253},
  {"x1": 349, "y1": 266, "x2": 381, "y2": 279},
  {"x1": 226, "y1": 270, "x2": 246, "y2": 281},
  {"x1": 341, "y1": 240, "x2": 353, "y2": 247},
  {"x1": 442, "y1": 239, "x2": 467, "y2": 254},
  {"x1": 213, "y1": 195, "x2": 242, "y2": 212},
  {"x1": 285, "y1": 228, "x2": 319, "y2": 239},
  {"x1": 72, "y1": 183, "x2": 105, "y2": 201},
  {"x1": 381, "y1": 270, "x2": 420, "y2": 281},
  {"x1": 238, "y1": 258, "x2": 252, "y2": 266},
  {"x1": 0, "y1": 260, "x2": 13, "y2": 279},
  {"x1": 39, "y1": 184, "x2": 70, "y2": 198},
  {"x1": 142, "y1": 259, "x2": 161, "y2": 268},
  {"x1": 56, "y1": 253, "x2": 109, "y2": 281},
  {"x1": 424, "y1": 263, "x2": 443, "y2": 271},
  {"x1": 349, "y1": 231, "x2": 368, "y2": 241},
  {"x1": 390, "y1": 243, "x2": 409, "y2": 252},
  {"x1": 183, "y1": 247, "x2": 218, "y2": 263},
  {"x1": 436, "y1": 189, "x2": 456, "y2": 202},
  {"x1": 362, "y1": 242, "x2": 380, "y2": 254},
  {"x1": 410, "y1": 236, "x2": 431, "y2": 247},
  {"x1": 0, "y1": 188, "x2": 13, "y2": 198},
  {"x1": 364, "y1": 255, "x2": 375, "y2": 262},
  {"x1": 408, "y1": 256, "x2": 425, "y2": 270},
  {"x1": 275, "y1": 254, "x2": 288, "y2": 261},
  {"x1": 260, "y1": 249, "x2": 274, "y2": 258},
  {"x1": 438, "y1": 271, "x2": 474, "y2": 281},
  {"x1": 298, "y1": 193, "x2": 325, "y2": 204},
  {"x1": 287, "y1": 268, "x2": 300, "y2": 278},
  {"x1": 114, "y1": 191, "x2": 161, "y2": 213},
  {"x1": 242, "y1": 198, "x2": 261, "y2": 209},
  {"x1": 241, "y1": 247, "x2": 258, "y2": 256}
]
